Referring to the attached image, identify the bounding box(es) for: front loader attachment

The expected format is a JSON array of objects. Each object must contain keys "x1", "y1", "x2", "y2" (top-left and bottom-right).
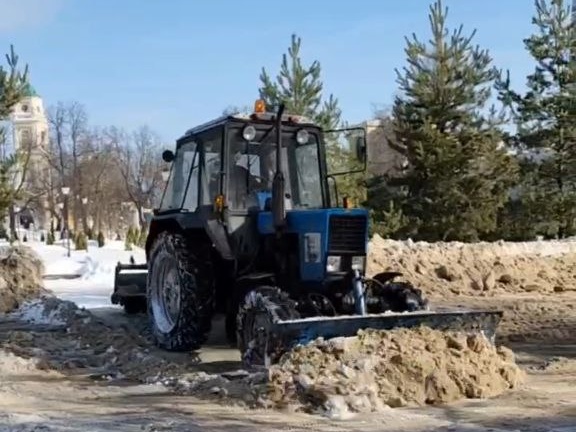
[
  {"x1": 267, "y1": 309, "x2": 503, "y2": 361},
  {"x1": 111, "y1": 257, "x2": 148, "y2": 313}
]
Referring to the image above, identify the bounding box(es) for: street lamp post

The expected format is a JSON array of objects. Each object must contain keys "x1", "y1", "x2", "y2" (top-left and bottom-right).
[
  {"x1": 13, "y1": 206, "x2": 20, "y2": 242},
  {"x1": 81, "y1": 197, "x2": 88, "y2": 251},
  {"x1": 61, "y1": 187, "x2": 71, "y2": 257}
]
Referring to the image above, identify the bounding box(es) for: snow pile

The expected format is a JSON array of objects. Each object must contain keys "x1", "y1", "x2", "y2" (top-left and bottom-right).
[
  {"x1": 0, "y1": 245, "x2": 47, "y2": 313},
  {"x1": 162, "y1": 327, "x2": 525, "y2": 417},
  {"x1": 265, "y1": 327, "x2": 525, "y2": 417},
  {"x1": 10, "y1": 296, "x2": 80, "y2": 326},
  {"x1": 367, "y1": 234, "x2": 576, "y2": 297},
  {"x1": 2, "y1": 296, "x2": 191, "y2": 381}
]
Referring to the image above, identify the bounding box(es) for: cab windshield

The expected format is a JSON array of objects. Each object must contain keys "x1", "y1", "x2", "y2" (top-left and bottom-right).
[{"x1": 227, "y1": 125, "x2": 324, "y2": 211}]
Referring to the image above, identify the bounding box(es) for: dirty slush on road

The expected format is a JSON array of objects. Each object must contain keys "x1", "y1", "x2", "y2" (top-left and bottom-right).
[{"x1": 0, "y1": 240, "x2": 575, "y2": 431}]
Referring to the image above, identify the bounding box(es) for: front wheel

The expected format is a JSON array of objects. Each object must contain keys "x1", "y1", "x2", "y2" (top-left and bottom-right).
[
  {"x1": 367, "y1": 272, "x2": 429, "y2": 313},
  {"x1": 146, "y1": 231, "x2": 214, "y2": 351},
  {"x1": 236, "y1": 286, "x2": 300, "y2": 368}
]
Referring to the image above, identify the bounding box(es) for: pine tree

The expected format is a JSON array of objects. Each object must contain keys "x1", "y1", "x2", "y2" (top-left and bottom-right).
[
  {"x1": 259, "y1": 34, "x2": 341, "y2": 130},
  {"x1": 75, "y1": 231, "x2": 88, "y2": 250},
  {"x1": 497, "y1": 0, "x2": 576, "y2": 238},
  {"x1": 0, "y1": 46, "x2": 29, "y2": 222},
  {"x1": 258, "y1": 34, "x2": 366, "y2": 205},
  {"x1": 384, "y1": 0, "x2": 518, "y2": 241}
]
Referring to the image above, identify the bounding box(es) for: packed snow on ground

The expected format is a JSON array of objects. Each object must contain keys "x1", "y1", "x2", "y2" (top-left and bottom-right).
[
  {"x1": 19, "y1": 236, "x2": 147, "y2": 310},
  {"x1": 10, "y1": 297, "x2": 67, "y2": 326}
]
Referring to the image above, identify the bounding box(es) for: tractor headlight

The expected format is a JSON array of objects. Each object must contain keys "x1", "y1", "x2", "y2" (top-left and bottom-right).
[
  {"x1": 326, "y1": 256, "x2": 341, "y2": 272},
  {"x1": 352, "y1": 256, "x2": 365, "y2": 271},
  {"x1": 296, "y1": 128, "x2": 309, "y2": 144},
  {"x1": 242, "y1": 125, "x2": 256, "y2": 141}
]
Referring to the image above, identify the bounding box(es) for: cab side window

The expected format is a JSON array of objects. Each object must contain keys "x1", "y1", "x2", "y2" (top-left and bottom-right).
[
  {"x1": 199, "y1": 127, "x2": 223, "y2": 206},
  {"x1": 160, "y1": 141, "x2": 198, "y2": 210},
  {"x1": 182, "y1": 143, "x2": 200, "y2": 211}
]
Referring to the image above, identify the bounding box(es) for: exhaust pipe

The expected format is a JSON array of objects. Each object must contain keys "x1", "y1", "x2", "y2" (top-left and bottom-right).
[{"x1": 272, "y1": 103, "x2": 286, "y2": 231}]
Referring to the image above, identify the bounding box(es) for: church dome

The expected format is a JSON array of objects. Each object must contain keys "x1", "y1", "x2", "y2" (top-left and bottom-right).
[{"x1": 21, "y1": 82, "x2": 39, "y2": 97}]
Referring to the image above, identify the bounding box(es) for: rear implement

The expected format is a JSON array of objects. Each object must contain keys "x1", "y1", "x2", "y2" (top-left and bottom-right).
[{"x1": 111, "y1": 259, "x2": 147, "y2": 314}]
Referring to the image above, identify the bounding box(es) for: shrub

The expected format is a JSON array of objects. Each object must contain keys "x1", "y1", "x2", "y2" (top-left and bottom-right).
[
  {"x1": 75, "y1": 231, "x2": 88, "y2": 250},
  {"x1": 124, "y1": 235, "x2": 133, "y2": 251},
  {"x1": 137, "y1": 228, "x2": 147, "y2": 248},
  {"x1": 97, "y1": 231, "x2": 105, "y2": 248}
]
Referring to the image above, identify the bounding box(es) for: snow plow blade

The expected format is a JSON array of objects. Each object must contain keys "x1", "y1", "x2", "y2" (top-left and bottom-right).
[
  {"x1": 269, "y1": 309, "x2": 503, "y2": 354},
  {"x1": 111, "y1": 261, "x2": 148, "y2": 305}
]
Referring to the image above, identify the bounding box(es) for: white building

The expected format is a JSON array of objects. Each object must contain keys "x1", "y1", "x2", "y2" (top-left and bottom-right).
[{"x1": 8, "y1": 82, "x2": 51, "y2": 230}]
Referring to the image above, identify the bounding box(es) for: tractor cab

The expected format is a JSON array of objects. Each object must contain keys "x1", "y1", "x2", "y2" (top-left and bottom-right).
[{"x1": 154, "y1": 101, "x2": 368, "y2": 269}]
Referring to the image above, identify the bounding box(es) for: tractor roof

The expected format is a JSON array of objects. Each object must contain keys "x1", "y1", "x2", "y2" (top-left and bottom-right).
[{"x1": 180, "y1": 111, "x2": 318, "y2": 141}]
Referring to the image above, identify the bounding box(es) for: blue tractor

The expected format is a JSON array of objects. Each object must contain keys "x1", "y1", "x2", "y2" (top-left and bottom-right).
[{"x1": 112, "y1": 101, "x2": 502, "y2": 368}]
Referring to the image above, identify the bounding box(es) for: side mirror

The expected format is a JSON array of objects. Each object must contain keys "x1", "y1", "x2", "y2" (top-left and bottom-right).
[
  {"x1": 355, "y1": 136, "x2": 367, "y2": 163},
  {"x1": 162, "y1": 150, "x2": 175, "y2": 163}
]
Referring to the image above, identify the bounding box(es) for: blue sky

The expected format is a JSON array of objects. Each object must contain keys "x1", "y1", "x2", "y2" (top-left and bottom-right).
[{"x1": 1, "y1": 0, "x2": 538, "y2": 143}]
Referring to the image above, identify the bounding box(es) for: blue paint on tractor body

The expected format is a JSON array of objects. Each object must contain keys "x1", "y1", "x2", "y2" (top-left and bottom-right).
[{"x1": 257, "y1": 206, "x2": 369, "y2": 282}]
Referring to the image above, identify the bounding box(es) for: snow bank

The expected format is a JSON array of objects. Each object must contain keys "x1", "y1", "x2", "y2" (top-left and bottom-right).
[
  {"x1": 10, "y1": 297, "x2": 69, "y2": 326},
  {"x1": 367, "y1": 234, "x2": 576, "y2": 298},
  {"x1": 369, "y1": 235, "x2": 576, "y2": 258},
  {"x1": 0, "y1": 245, "x2": 46, "y2": 313},
  {"x1": 24, "y1": 240, "x2": 146, "y2": 309},
  {"x1": 32, "y1": 241, "x2": 145, "y2": 277}
]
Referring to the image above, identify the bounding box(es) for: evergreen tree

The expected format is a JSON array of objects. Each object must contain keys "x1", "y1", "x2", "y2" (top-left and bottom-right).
[
  {"x1": 497, "y1": 0, "x2": 576, "y2": 238},
  {"x1": 75, "y1": 231, "x2": 88, "y2": 250},
  {"x1": 258, "y1": 34, "x2": 366, "y2": 205},
  {"x1": 0, "y1": 46, "x2": 29, "y2": 222},
  {"x1": 383, "y1": 0, "x2": 518, "y2": 241},
  {"x1": 258, "y1": 34, "x2": 341, "y2": 130}
]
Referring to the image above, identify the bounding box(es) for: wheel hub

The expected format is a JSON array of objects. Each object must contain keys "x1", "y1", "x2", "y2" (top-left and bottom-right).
[
  {"x1": 242, "y1": 310, "x2": 271, "y2": 367},
  {"x1": 150, "y1": 255, "x2": 181, "y2": 334}
]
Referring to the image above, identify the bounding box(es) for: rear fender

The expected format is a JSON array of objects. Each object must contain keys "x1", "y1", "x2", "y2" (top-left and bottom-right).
[
  {"x1": 145, "y1": 217, "x2": 183, "y2": 259},
  {"x1": 371, "y1": 271, "x2": 404, "y2": 284},
  {"x1": 234, "y1": 273, "x2": 276, "y2": 301},
  {"x1": 146, "y1": 207, "x2": 233, "y2": 261}
]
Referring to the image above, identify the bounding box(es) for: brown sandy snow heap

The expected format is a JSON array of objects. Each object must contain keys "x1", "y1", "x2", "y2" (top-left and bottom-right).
[
  {"x1": 266, "y1": 327, "x2": 525, "y2": 417},
  {"x1": 367, "y1": 234, "x2": 576, "y2": 296},
  {"x1": 0, "y1": 245, "x2": 46, "y2": 313}
]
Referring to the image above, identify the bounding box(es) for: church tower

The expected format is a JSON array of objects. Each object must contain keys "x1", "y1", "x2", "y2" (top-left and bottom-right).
[{"x1": 9, "y1": 82, "x2": 51, "y2": 230}]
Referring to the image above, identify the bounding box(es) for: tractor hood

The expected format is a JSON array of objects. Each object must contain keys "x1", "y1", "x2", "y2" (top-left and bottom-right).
[{"x1": 257, "y1": 207, "x2": 370, "y2": 282}]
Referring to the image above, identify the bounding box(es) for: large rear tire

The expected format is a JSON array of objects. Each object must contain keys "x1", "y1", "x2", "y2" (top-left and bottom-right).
[
  {"x1": 236, "y1": 286, "x2": 300, "y2": 368},
  {"x1": 146, "y1": 231, "x2": 214, "y2": 351}
]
